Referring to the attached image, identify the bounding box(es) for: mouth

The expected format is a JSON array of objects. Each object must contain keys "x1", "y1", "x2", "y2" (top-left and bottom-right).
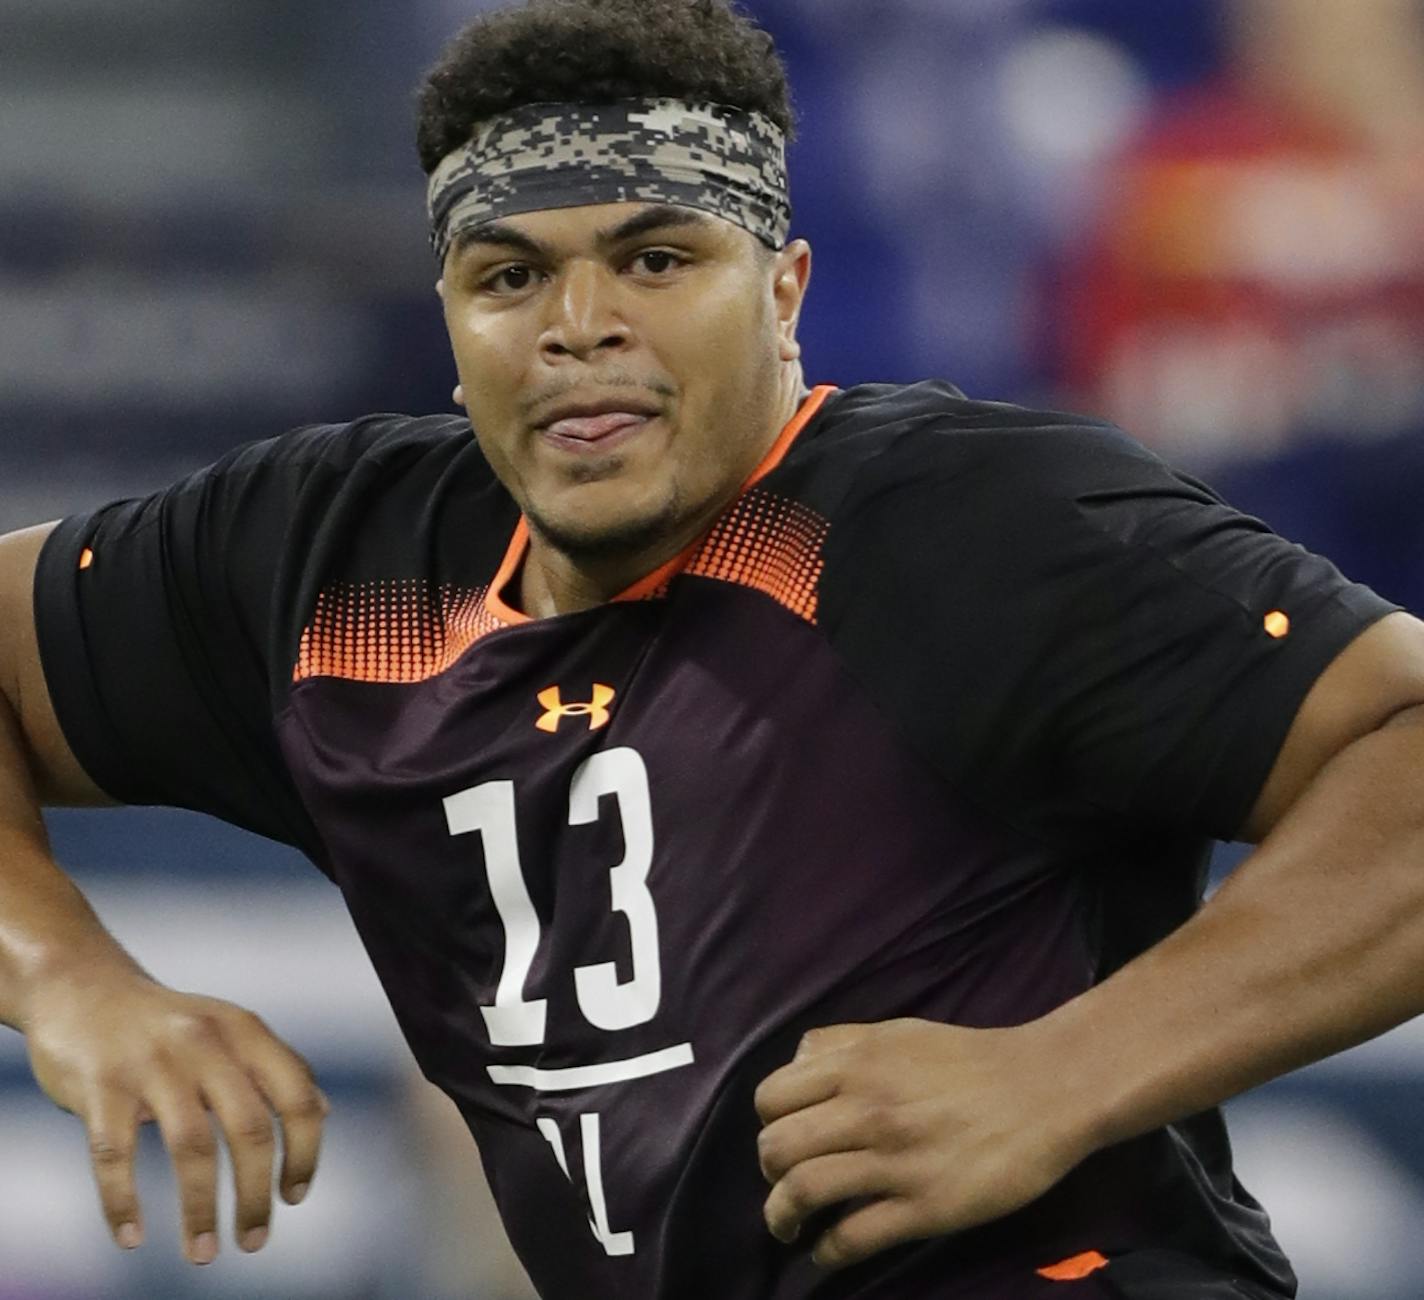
[{"x1": 538, "y1": 404, "x2": 662, "y2": 455}]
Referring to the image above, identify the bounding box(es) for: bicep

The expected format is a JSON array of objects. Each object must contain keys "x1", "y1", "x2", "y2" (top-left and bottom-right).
[
  {"x1": 1241, "y1": 611, "x2": 1424, "y2": 843},
  {"x1": 0, "y1": 524, "x2": 116, "y2": 807}
]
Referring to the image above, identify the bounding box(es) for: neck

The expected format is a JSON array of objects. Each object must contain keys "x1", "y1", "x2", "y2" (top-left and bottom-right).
[{"x1": 520, "y1": 363, "x2": 808, "y2": 618}]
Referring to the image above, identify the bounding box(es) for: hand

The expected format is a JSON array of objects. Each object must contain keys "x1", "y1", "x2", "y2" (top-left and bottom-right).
[
  {"x1": 23, "y1": 966, "x2": 328, "y2": 1265},
  {"x1": 754, "y1": 1019, "x2": 1089, "y2": 1271}
]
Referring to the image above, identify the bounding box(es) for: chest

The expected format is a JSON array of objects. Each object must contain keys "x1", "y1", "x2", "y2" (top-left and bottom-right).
[{"x1": 276, "y1": 583, "x2": 1058, "y2": 1088}]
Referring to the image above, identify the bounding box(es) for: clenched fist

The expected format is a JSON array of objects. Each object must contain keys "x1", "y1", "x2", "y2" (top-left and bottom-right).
[{"x1": 754, "y1": 1018, "x2": 1091, "y2": 1271}]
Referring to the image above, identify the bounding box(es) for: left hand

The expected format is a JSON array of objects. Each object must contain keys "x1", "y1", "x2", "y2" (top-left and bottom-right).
[{"x1": 753, "y1": 1018, "x2": 1089, "y2": 1271}]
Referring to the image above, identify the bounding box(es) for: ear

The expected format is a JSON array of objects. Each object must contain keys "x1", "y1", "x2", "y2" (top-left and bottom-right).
[
  {"x1": 436, "y1": 278, "x2": 446, "y2": 302},
  {"x1": 772, "y1": 240, "x2": 812, "y2": 363},
  {"x1": 453, "y1": 384, "x2": 466, "y2": 408}
]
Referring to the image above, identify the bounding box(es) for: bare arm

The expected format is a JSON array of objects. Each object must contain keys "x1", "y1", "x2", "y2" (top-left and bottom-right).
[
  {"x1": 1049, "y1": 611, "x2": 1424, "y2": 1142},
  {"x1": 0, "y1": 524, "x2": 327, "y2": 1265},
  {"x1": 0, "y1": 524, "x2": 128, "y2": 1024},
  {"x1": 756, "y1": 612, "x2": 1424, "y2": 1269}
]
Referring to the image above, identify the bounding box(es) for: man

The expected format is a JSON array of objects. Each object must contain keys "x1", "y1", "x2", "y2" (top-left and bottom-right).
[{"x1": 1, "y1": 1, "x2": 1423, "y2": 1296}]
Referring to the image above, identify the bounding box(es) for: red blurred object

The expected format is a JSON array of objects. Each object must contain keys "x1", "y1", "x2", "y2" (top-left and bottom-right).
[{"x1": 1056, "y1": 80, "x2": 1424, "y2": 461}]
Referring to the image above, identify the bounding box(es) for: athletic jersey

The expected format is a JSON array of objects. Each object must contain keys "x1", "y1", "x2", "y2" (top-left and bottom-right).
[{"x1": 33, "y1": 382, "x2": 1397, "y2": 1299}]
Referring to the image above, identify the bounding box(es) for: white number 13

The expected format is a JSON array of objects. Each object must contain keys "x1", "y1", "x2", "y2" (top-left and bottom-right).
[{"x1": 442, "y1": 747, "x2": 662, "y2": 1046}]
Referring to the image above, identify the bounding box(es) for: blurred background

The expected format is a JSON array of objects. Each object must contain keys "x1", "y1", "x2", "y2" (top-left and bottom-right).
[{"x1": 3, "y1": 0, "x2": 1424, "y2": 1296}]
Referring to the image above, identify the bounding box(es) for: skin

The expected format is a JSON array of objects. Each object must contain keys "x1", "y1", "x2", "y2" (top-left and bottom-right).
[
  {"x1": 0, "y1": 524, "x2": 326, "y2": 1265},
  {"x1": 1, "y1": 190, "x2": 1424, "y2": 1278},
  {"x1": 437, "y1": 201, "x2": 813, "y2": 616}
]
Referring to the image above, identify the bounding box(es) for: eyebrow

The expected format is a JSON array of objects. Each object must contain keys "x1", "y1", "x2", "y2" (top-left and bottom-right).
[{"x1": 451, "y1": 204, "x2": 714, "y2": 262}]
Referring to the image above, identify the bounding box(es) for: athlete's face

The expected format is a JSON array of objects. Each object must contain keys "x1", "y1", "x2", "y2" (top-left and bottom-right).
[{"x1": 439, "y1": 201, "x2": 810, "y2": 566}]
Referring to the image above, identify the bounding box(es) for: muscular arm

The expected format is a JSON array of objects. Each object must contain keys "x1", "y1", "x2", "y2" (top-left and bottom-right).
[
  {"x1": 0, "y1": 524, "x2": 128, "y2": 1024},
  {"x1": 756, "y1": 612, "x2": 1424, "y2": 1269},
  {"x1": 1051, "y1": 610, "x2": 1424, "y2": 1145},
  {"x1": 0, "y1": 525, "x2": 326, "y2": 1265}
]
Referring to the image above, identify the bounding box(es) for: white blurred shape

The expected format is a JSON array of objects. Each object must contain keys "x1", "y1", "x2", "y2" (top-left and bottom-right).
[
  {"x1": 850, "y1": 40, "x2": 968, "y2": 210},
  {"x1": 184, "y1": 1100, "x2": 415, "y2": 1297},
  {"x1": 1104, "y1": 321, "x2": 1293, "y2": 462},
  {"x1": 1224, "y1": 162, "x2": 1417, "y2": 287},
  {"x1": 0, "y1": 1093, "x2": 413, "y2": 1295},
  {"x1": 0, "y1": 84, "x2": 317, "y2": 201},
  {"x1": 811, "y1": 0, "x2": 1034, "y2": 40},
  {"x1": 0, "y1": 1104, "x2": 114, "y2": 1285},
  {"x1": 0, "y1": 0, "x2": 202, "y2": 13},
  {"x1": 998, "y1": 28, "x2": 1150, "y2": 168},
  {"x1": 0, "y1": 275, "x2": 374, "y2": 410},
  {"x1": 1228, "y1": 1095, "x2": 1424, "y2": 1297},
  {"x1": 1302, "y1": 1013, "x2": 1424, "y2": 1077}
]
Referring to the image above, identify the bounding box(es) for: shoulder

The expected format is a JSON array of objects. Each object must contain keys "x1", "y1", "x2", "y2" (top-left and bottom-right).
[
  {"x1": 228, "y1": 412, "x2": 514, "y2": 592},
  {"x1": 158, "y1": 412, "x2": 506, "y2": 561},
  {"x1": 782, "y1": 381, "x2": 1213, "y2": 525},
  {"x1": 212, "y1": 411, "x2": 485, "y2": 489}
]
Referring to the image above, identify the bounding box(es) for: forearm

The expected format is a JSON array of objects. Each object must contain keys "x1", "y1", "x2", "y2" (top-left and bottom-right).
[
  {"x1": 1044, "y1": 705, "x2": 1424, "y2": 1154},
  {"x1": 0, "y1": 692, "x2": 144, "y2": 1031}
]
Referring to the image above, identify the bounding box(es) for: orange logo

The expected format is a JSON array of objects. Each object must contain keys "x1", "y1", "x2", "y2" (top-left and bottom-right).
[{"x1": 537, "y1": 684, "x2": 616, "y2": 733}]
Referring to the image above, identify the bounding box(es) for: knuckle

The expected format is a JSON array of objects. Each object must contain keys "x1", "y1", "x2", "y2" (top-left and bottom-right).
[
  {"x1": 859, "y1": 1099, "x2": 892, "y2": 1140},
  {"x1": 88, "y1": 1135, "x2": 133, "y2": 1168},
  {"x1": 230, "y1": 1114, "x2": 276, "y2": 1148},
  {"x1": 816, "y1": 1225, "x2": 853, "y2": 1267},
  {"x1": 234, "y1": 1008, "x2": 269, "y2": 1035},
  {"x1": 861, "y1": 1100, "x2": 907, "y2": 1147},
  {"x1": 170, "y1": 1127, "x2": 217, "y2": 1161},
  {"x1": 173, "y1": 1013, "x2": 224, "y2": 1048},
  {"x1": 764, "y1": 1186, "x2": 794, "y2": 1235},
  {"x1": 779, "y1": 1168, "x2": 814, "y2": 1214},
  {"x1": 283, "y1": 1090, "x2": 328, "y2": 1124}
]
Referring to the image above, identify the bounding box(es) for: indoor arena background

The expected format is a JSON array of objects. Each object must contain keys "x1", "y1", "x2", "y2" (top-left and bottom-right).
[{"x1": 3, "y1": 1, "x2": 1424, "y2": 1297}]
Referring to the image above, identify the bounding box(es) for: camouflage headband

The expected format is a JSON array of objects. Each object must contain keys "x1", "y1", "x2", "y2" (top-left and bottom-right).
[{"x1": 427, "y1": 98, "x2": 792, "y2": 264}]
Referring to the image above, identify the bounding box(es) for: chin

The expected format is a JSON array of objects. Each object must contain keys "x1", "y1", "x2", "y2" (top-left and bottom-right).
[{"x1": 527, "y1": 495, "x2": 687, "y2": 564}]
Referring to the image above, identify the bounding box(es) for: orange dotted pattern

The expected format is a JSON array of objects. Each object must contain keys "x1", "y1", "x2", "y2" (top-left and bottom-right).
[
  {"x1": 292, "y1": 581, "x2": 505, "y2": 683},
  {"x1": 292, "y1": 491, "x2": 830, "y2": 683},
  {"x1": 678, "y1": 489, "x2": 829, "y2": 624}
]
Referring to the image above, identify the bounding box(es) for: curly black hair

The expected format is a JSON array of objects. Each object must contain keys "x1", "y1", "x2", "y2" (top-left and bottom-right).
[{"x1": 416, "y1": 0, "x2": 795, "y2": 174}]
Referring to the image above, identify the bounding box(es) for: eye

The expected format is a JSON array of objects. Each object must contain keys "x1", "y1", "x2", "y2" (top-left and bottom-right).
[
  {"x1": 483, "y1": 264, "x2": 543, "y2": 294},
  {"x1": 629, "y1": 250, "x2": 684, "y2": 276}
]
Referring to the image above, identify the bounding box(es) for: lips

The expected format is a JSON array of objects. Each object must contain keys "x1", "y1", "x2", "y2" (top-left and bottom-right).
[{"x1": 544, "y1": 412, "x2": 651, "y2": 442}]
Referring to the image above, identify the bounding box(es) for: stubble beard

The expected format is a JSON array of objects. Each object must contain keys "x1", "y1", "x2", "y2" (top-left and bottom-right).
[{"x1": 524, "y1": 482, "x2": 689, "y2": 567}]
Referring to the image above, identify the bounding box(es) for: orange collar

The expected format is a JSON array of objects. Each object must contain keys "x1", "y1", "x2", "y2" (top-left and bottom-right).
[{"x1": 486, "y1": 385, "x2": 837, "y2": 624}]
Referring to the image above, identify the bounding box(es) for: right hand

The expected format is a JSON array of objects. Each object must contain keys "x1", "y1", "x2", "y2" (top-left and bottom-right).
[{"x1": 22, "y1": 966, "x2": 328, "y2": 1265}]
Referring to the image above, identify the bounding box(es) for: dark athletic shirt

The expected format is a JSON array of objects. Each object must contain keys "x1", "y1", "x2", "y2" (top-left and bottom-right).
[{"x1": 33, "y1": 382, "x2": 1398, "y2": 1299}]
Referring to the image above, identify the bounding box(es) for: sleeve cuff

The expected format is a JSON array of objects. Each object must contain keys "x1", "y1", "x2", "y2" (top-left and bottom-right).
[{"x1": 1202, "y1": 584, "x2": 1402, "y2": 840}]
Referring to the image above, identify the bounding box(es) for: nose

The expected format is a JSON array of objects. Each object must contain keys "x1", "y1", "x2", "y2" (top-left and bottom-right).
[{"x1": 540, "y1": 260, "x2": 630, "y2": 362}]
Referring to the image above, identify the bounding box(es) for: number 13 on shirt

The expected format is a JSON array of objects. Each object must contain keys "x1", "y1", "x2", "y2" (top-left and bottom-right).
[
  {"x1": 443, "y1": 747, "x2": 668, "y2": 1257},
  {"x1": 442, "y1": 745, "x2": 663, "y2": 1045}
]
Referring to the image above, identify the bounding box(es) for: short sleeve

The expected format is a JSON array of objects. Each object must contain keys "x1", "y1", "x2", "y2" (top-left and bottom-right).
[
  {"x1": 32, "y1": 428, "x2": 355, "y2": 860},
  {"x1": 820, "y1": 420, "x2": 1401, "y2": 841}
]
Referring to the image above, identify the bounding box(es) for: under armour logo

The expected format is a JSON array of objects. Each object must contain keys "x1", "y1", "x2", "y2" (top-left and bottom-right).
[{"x1": 537, "y1": 684, "x2": 616, "y2": 733}]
